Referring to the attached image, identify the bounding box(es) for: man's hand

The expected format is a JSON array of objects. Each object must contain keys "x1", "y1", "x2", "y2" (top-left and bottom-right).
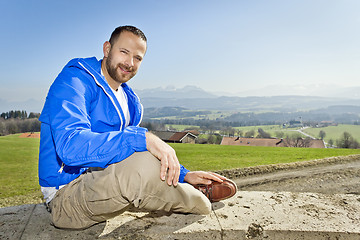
[
  {"x1": 184, "y1": 171, "x2": 227, "y2": 185},
  {"x1": 146, "y1": 132, "x2": 180, "y2": 186}
]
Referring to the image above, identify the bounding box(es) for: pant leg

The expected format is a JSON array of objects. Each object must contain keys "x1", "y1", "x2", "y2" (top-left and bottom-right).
[{"x1": 49, "y1": 151, "x2": 211, "y2": 229}]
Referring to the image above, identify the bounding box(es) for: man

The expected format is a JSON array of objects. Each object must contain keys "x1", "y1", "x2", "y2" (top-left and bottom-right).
[{"x1": 39, "y1": 25, "x2": 236, "y2": 230}]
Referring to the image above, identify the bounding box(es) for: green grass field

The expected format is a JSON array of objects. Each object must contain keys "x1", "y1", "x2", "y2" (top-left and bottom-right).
[
  {"x1": 166, "y1": 124, "x2": 291, "y2": 138},
  {"x1": 234, "y1": 125, "x2": 290, "y2": 137},
  {"x1": 302, "y1": 124, "x2": 360, "y2": 143},
  {"x1": 234, "y1": 125, "x2": 284, "y2": 132},
  {"x1": 0, "y1": 134, "x2": 41, "y2": 207},
  {"x1": 1, "y1": 133, "x2": 360, "y2": 207},
  {"x1": 169, "y1": 124, "x2": 360, "y2": 142},
  {"x1": 171, "y1": 143, "x2": 360, "y2": 171}
]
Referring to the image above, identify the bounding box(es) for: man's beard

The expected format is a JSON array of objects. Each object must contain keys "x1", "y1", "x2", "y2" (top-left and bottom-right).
[{"x1": 105, "y1": 53, "x2": 134, "y2": 84}]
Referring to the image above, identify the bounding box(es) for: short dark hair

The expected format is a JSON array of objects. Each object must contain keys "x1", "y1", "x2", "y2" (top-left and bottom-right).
[{"x1": 109, "y1": 25, "x2": 147, "y2": 45}]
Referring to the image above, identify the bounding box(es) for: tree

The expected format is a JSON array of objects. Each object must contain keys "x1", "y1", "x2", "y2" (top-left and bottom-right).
[
  {"x1": 140, "y1": 121, "x2": 165, "y2": 131},
  {"x1": 28, "y1": 112, "x2": 40, "y2": 118},
  {"x1": 215, "y1": 134, "x2": 223, "y2": 144},
  {"x1": 22, "y1": 110, "x2": 28, "y2": 119},
  {"x1": 221, "y1": 127, "x2": 235, "y2": 137},
  {"x1": 257, "y1": 128, "x2": 271, "y2": 138},
  {"x1": 244, "y1": 130, "x2": 255, "y2": 138},
  {"x1": 327, "y1": 139, "x2": 334, "y2": 147},
  {"x1": 236, "y1": 130, "x2": 244, "y2": 137},
  {"x1": 6, "y1": 120, "x2": 19, "y2": 134},
  {"x1": 30, "y1": 119, "x2": 41, "y2": 132},
  {"x1": 352, "y1": 140, "x2": 360, "y2": 149},
  {"x1": 282, "y1": 135, "x2": 311, "y2": 148},
  {"x1": 337, "y1": 132, "x2": 352, "y2": 148},
  {"x1": 0, "y1": 120, "x2": 4, "y2": 136},
  {"x1": 319, "y1": 130, "x2": 326, "y2": 140},
  {"x1": 207, "y1": 134, "x2": 216, "y2": 144},
  {"x1": 336, "y1": 132, "x2": 359, "y2": 149},
  {"x1": 275, "y1": 131, "x2": 285, "y2": 139}
]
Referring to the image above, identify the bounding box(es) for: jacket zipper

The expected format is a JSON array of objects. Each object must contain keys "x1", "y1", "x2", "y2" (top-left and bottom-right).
[
  {"x1": 58, "y1": 162, "x2": 65, "y2": 173},
  {"x1": 78, "y1": 61, "x2": 124, "y2": 131}
]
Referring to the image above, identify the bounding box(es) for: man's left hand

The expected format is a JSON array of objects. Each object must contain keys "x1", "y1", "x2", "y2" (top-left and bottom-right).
[{"x1": 184, "y1": 171, "x2": 227, "y2": 185}]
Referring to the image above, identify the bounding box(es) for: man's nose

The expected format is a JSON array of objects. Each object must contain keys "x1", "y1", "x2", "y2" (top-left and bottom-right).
[{"x1": 124, "y1": 55, "x2": 134, "y2": 67}]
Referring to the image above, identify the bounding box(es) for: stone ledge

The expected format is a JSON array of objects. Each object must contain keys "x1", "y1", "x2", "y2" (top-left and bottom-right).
[{"x1": 1, "y1": 191, "x2": 360, "y2": 239}]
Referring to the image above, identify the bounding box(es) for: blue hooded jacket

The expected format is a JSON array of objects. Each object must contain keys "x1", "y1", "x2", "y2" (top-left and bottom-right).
[{"x1": 39, "y1": 57, "x2": 189, "y2": 189}]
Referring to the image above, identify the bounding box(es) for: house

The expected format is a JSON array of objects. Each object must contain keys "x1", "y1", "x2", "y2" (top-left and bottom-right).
[
  {"x1": 309, "y1": 139, "x2": 326, "y2": 148},
  {"x1": 151, "y1": 131, "x2": 198, "y2": 144},
  {"x1": 221, "y1": 137, "x2": 325, "y2": 148},
  {"x1": 221, "y1": 137, "x2": 282, "y2": 147},
  {"x1": 276, "y1": 138, "x2": 325, "y2": 148},
  {"x1": 288, "y1": 120, "x2": 303, "y2": 128},
  {"x1": 317, "y1": 121, "x2": 338, "y2": 128}
]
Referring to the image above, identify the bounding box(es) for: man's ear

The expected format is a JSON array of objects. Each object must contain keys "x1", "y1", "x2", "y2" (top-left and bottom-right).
[{"x1": 103, "y1": 41, "x2": 111, "y2": 58}]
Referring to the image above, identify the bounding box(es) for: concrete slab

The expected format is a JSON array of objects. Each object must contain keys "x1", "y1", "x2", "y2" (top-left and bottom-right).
[
  {"x1": 0, "y1": 204, "x2": 35, "y2": 240},
  {"x1": 213, "y1": 191, "x2": 360, "y2": 240},
  {"x1": 0, "y1": 203, "x2": 106, "y2": 240},
  {"x1": 101, "y1": 210, "x2": 222, "y2": 239},
  {"x1": 1, "y1": 191, "x2": 360, "y2": 239}
]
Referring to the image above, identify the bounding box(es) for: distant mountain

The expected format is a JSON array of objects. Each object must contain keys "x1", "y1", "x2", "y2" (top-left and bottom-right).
[
  {"x1": 138, "y1": 86, "x2": 360, "y2": 111},
  {"x1": 134, "y1": 85, "x2": 217, "y2": 99},
  {"x1": 310, "y1": 105, "x2": 360, "y2": 115},
  {"x1": 231, "y1": 84, "x2": 360, "y2": 99},
  {"x1": 1, "y1": 85, "x2": 360, "y2": 114}
]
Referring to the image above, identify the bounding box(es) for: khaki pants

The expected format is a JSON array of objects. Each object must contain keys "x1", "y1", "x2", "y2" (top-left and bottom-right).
[{"x1": 49, "y1": 151, "x2": 211, "y2": 229}]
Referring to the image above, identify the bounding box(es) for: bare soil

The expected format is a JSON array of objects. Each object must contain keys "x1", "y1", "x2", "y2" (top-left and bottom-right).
[
  {"x1": 19, "y1": 132, "x2": 40, "y2": 138},
  {"x1": 228, "y1": 155, "x2": 360, "y2": 195}
]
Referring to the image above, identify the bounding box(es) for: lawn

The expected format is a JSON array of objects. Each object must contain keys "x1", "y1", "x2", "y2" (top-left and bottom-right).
[
  {"x1": 171, "y1": 143, "x2": 360, "y2": 171},
  {"x1": 233, "y1": 125, "x2": 289, "y2": 137},
  {"x1": 1, "y1": 133, "x2": 360, "y2": 207},
  {"x1": 302, "y1": 124, "x2": 360, "y2": 143},
  {"x1": 0, "y1": 134, "x2": 42, "y2": 207}
]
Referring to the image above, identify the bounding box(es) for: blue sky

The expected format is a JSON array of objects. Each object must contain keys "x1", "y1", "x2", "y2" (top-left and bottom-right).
[{"x1": 1, "y1": 0, "x2": 360, "y2": 102}]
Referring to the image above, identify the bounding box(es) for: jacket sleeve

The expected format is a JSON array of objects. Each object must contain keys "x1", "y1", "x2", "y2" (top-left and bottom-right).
[
  {"x1": 43, "y1": 69, "x2": 148, "y2": 168},
  {"x1": 179, "y1": 165, "x2": 190, "y2": 183}
]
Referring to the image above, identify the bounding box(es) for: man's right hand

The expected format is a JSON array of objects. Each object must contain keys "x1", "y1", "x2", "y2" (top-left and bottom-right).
[{"x1": 145, "y1": 132, "x2": 180, "y2": 186}]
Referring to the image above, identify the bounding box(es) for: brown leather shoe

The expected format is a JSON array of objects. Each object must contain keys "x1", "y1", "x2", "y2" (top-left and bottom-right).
[{"x1": 193, "y1": 179, "x2": 237, "y2": 202}]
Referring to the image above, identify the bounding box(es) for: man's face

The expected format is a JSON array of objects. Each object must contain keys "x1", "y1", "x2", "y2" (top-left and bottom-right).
[{"x1": 104, "y1": 31, "x2": 147, "y2": 84}]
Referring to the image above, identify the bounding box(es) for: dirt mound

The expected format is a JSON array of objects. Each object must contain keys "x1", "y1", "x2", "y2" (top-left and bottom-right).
[
  {"x1": 19, "y1": 132, "x2": 40, "y2": 138},
  {"x1": 216, "y1": 154, "x2": 360, "y2": 179},
  {"x1": 224, "y1": 155, "x2": 360, "y2": 196}
]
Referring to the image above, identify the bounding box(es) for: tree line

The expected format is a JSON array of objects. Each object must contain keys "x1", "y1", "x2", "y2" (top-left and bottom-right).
[
  {"x1": 141, "y1": 121, "x2": 360, "y2": 149},
  {"x1": 143, "y1": 106, "x2": 360, "y2": 126},
  {"x1": 0, "y1": 110, "x2": 41, "y2": 136},
  {"x1": 2, "y1": 109, "x2": 358, "y2": 149},
  {"x1": 1, "y1": 110, "x2": 40, "y2": 119}
]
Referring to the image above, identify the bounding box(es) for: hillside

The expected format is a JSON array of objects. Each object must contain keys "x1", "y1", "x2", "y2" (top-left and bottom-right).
[
  {"x1": 143, "y1": 106, "x2": 360, "y2": 125},
  {"x1": 140, "y1": 95, "x2": 359, "y2": 111},
  {"x1": 2, "y1": 85, "x2": 360, "y2": 114}
]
